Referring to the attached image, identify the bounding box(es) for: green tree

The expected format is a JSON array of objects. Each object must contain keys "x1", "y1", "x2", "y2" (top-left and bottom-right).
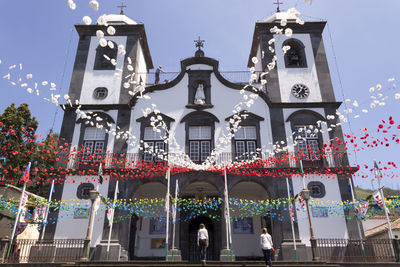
[{"x1": 0, "y1": 103, "x2": 38, "y2": 184}]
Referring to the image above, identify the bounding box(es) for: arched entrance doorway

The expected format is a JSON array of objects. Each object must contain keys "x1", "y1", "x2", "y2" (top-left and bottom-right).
[
  {"x1": 179, "y1": 180, "x2": 221, "y2": 262},
  {"x1": 129, "y1": 182, "x2": 166, "y2": 259},
  {"x1": 188, "y1": 216, "x2": 215, "y2": 262},
  {"x1": 229, "y1": 181, "x2": 271, "y2": 258}
]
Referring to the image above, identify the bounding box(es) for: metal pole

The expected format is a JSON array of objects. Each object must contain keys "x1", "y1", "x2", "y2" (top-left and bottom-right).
[
  {"x1": 171, "y1": 179, "x2": 178, "y2": 261},
  {"x1": 375, "y1": 160, "x2": 397, "y2": 260},
  {"x1": 165, "y1": 168, "x2": 170, "y2": 261},
  {"x1": 376, "y1": 168, "x2": 393, "y2": 239},
  {"x1": 300, "y1": 160, "x2": 317, "y2": 261},
  {"x1": 286, "y1": 177, "x2": 298, "y2": 261},
  {"x1": 106, "y1": 180, "x2": 119, "y2": 261},
  {"x1": 40, "y1": 179, "x2": 55, "y2": 240},
  {"x1": 224, "y1": 168, "x2": 233, "y2": 261},
  {"x1": 7, "y1": 182, "x2": 27, "y2": 259}
]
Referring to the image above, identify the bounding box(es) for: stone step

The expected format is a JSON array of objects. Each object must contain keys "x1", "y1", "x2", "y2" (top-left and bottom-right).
[{"x1": 62, "y1": 261, "x2": 340, "y2": 267}]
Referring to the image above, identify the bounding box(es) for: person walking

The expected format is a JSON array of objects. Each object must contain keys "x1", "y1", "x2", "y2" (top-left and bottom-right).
[
  {"x1": 197, "y1": 223, "x2": 209, "y2": 266},
  {"x1": 260, "y1": 228, "x2": 273, "y2": 267}
]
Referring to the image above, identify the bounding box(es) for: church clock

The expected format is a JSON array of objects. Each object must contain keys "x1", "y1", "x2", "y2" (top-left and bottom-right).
[{"x1": 291, "y1": 84, "x2": 310, "y2": 99}]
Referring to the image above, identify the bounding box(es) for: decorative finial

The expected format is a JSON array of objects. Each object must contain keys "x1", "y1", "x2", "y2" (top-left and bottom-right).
[
  {"x1": 273, "y1": 0, "x2": 283, "y2": 12},
  {"x1": 194, "y1": 36, "x2": 205, "y2": 51},
  {"x1": 117, "y1": 2, "x2": 127, "y2": 15},
  {"x1": 194, "y1": 36, "x2": 205, "y2": 57}
]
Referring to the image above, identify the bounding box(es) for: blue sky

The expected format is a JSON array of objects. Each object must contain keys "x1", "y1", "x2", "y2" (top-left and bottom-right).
[{"x1": 0, "y1": 0, "x2": 399, "y2": 189}]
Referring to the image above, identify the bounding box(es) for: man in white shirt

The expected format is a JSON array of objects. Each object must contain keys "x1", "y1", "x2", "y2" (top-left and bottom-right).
[
  {"x1": 197, "y1": 223, "x2": 209, "y2": 265},
  {"x1": 260, "y1": 227, "x2": 273, "y2": 267}
]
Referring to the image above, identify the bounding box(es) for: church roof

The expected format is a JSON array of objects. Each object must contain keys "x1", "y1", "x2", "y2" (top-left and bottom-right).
[
  {"x1": 365, "y1": 218, "x2": 400, "y2": 238},
  {"x1": 102, "y1": 14, "x2": 138, "y2": 25},
  {"x1": 263, "y1": 8, "x2": 301, "y2": 23}
]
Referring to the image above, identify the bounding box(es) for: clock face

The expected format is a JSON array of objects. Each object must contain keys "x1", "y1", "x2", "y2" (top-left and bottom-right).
[{"x1": 291, "y1": 84, "x2": 310, "y2": 99}]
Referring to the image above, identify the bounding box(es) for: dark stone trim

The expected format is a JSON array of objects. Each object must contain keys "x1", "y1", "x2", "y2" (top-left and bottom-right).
[
  {"x1": 45, "y1": 110, "x2": 77, "y2": 238},
  {"x1": 270, "y1": 101, "x2": 341, "y2": 109},
  {"x1": 112, "y1": 107, "x2": 131, "y2": 155},
  {"x1": 75, "y1": 24, "x2": 153, "y2": 69},
  {"x1": 286, "y1": 109, "x2": 326, "y2": 122},
  {"x1": 68, "y1": 35, "x2": 91, "y2": 103},
  {"x1": 136, "y1": 112, "x2": 175, "y2": 123},
  {"x1": 76, "y1": 111, "x2": 116, "y2": 126},
  {"x1": 180, "y1": 110, "x2": 219, "y2": 124},
  {"x1": 185, "y1": 104, "x2": 214, "y2": 110},
  {"x1": 62, "y1": 104, "x2": 129, "y2": 110},
  {"x1": 225, "y1": 110, "x2": 265, "y2": 122}
]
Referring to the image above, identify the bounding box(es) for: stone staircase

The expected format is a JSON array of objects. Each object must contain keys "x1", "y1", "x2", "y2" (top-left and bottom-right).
[{"x1": 62, "y1": 261, "x2": 340, "y2": 267}]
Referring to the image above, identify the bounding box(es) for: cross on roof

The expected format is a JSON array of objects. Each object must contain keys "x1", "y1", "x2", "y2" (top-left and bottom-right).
[
  {"x1": 273, "y1": 0, "x2": 283, "y2": 12},
  {"x1": 194, "y1": 36, "x2": 205, "y2": 50},
  {"x1": 117, "y1": 2, "x2": 127, "y2": 15}
]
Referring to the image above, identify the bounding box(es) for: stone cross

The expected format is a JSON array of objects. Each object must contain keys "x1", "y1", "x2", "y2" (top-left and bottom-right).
[
  {"x1": 273, "y1": 0, "x2": 283, "y2": 12},
  {"x1": 194, "y1": 36, "x2": 205, "y2": 50},
  {"x1": 117, "y1": 3, "x2": 127, "y2": 15}
]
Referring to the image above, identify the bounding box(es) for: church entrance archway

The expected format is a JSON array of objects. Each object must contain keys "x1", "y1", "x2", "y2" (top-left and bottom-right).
[
  {"x1": 179, "y1": 180, "x2": 221, "y2": 261},
  {"x1": 229, "y1": 181, "x2": 271, "y2": 258},
  {"x1": 128, "y1": 182, "x2": 166, "y2": 259},
  {"x1": 188, "y1": 216, "x2": 216, "y2": 262}
]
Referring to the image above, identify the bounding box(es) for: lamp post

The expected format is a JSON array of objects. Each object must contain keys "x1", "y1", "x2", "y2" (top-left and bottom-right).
[
  {"x1": 81, "y1": 189, "x2": 99, "y2": 261},
  {"x1": 300, "y1": 160, "x2": 317, "y2": 261}
]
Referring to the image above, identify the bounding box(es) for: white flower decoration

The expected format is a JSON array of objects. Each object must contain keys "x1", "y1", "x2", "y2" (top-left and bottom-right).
[{"x1": 82, "y1": 16, "x2": 92, "y2": 25}]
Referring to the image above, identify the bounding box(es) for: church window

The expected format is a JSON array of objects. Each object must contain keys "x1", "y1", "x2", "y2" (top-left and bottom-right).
[
  {"x1": 283, "y1": 39, "x2": 307, "y2": 68},
  {"x1": 294, "y1": 125, "x2": 320, "y2": 160},
  {"x1": 234, "y1": 126, "x2": 257, "y2": 161},
  {"x1": 82, "y1": 127, "x2": 106, "y2": 162},
  {"x1": 93, "y1": 42, "x2": 118, "y2": 70},
  {"x1": 143, "y1": 127, "x2": 166, "y2": 162},
  {"x1": 189, "y1": 126, "x2": 211, "y2": 162},
  {"x1": 76, "y1": 183, "x2": 95, "y2": 200},
  {"x1": 307, "y1": 181, "x2": 326, "y2": 198},
  {"x1": 93, "y1": 87, "x2": 108, "y2": 100}
]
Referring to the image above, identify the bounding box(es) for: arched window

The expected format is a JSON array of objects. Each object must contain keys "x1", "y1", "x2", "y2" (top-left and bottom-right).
[
  {"x1": 93, "y1": 42, "x2": 118, "y2": 70},
  {"x1": 282, "y1": 38, "x2": 307, "y2": 68},
  {"x1": 181, "y1": 111, "x2": 219, "y2": 163},
  {"x1": 136, "y1": 112, "x2": 175, "y2": 162}
]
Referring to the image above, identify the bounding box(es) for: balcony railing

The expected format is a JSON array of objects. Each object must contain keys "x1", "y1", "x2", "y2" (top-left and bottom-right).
[
  {"x1": 3, "y1": 239, "x2": 86, "y2": 263},
  {"x1": 144, "y1": 71, "x2": 266, "y2": 91},
  {"x1": 316, "y1": 238, "x2": 396, "y2": 262},
  {"x1": 54, "y1": 150, "x2": 349, "y2": 170}
]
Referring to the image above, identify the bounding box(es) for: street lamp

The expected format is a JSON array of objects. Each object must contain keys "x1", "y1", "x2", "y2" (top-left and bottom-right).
[
  {"x1": 300, "y1": 160, "x2": 317, "y2": 261},
  {"x1": 81, "y1": 189, "x2": 100, "y2": 261}
]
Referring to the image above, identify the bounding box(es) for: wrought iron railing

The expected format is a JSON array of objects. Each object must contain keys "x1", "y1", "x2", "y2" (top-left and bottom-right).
[
  {"x1": 316, "y1": 238, "x2": 396, "y2": 262},
  {"x1": 144, "y1": 71, "x2": 266, "y2": 90},
  {"x1": 53, "y1": 151, "x2": 349, "y2": 170},
  {"x1": 4, "y1": 239, "x2": 86, "y2": 263}
]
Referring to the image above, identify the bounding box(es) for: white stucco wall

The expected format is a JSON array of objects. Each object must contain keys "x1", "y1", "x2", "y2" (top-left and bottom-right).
[
  {"x1": 79, "y1": 36, "x2": 127, "y2": 105},
  {"x1": 54, "y1": 175, "x2": 110, "y2": 247},
  {"x1": 291, "y1": 174, "x2": 348, "y2": 245},
  {"x1": 274, "y1": 34, "x2": 322, "y2": 103},
  {"x1": 135, "y1": 42, "x2": 148, "y2": 84},
  {"x1": 128, "y1": 63, "x2": 274, "y2": 155}
]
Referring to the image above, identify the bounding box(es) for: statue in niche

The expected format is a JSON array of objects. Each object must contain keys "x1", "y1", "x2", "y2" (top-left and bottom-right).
[{"x1": 194, "y1": 83, "x2": 206, "y2": 105}]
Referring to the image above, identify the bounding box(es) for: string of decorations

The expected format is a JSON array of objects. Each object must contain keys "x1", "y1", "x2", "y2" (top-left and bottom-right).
[{"x1": 2, "y1": 196, "x2": 400, "y2": 225}]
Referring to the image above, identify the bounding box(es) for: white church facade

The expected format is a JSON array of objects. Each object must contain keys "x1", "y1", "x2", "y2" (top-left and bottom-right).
[{"x1": 46, "y1": 10, "x2": 360, "y2": 261}]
